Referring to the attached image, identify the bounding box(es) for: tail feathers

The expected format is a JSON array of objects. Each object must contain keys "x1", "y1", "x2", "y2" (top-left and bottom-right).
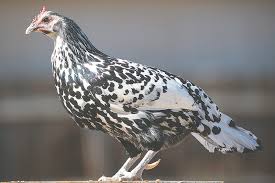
[
  {"x1": 192, "y1": 113, "x2": 262, "y2": 154},
  {"x1": 191, "y1": 132, "x2": 218, "y2": 153}
]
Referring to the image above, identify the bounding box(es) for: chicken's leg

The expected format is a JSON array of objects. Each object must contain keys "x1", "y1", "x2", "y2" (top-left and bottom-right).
[
  {"x1": 98, "y1": 154, "x2": 140, "y2": 181},
  {"x1": 113, "y1": 154, "x2": 141, "y2": 178},
  {"x1": 98, "y1": 150, "x2": 159, "y2": 181},
  {"x1": 129, "y1": 150, "x2": 158, "y2": 180}
]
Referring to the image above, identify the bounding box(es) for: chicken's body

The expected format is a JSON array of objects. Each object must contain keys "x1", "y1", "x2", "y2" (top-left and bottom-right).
[{"x1": 26, "y1": 7, "x2": 262, "y2": 181}]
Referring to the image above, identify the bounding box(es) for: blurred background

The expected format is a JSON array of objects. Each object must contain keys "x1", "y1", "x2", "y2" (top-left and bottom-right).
[{"x1": 0, "y1": 0, "x2": 274, "y2": 182}]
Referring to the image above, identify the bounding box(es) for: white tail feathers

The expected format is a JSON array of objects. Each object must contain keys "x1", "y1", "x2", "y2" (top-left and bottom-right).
[
  {"x1": 191, "y1": 132, "x2": 218, "y2": 153},
  {"x1": 192, "y1": 113, "x2": 262, "y2": 153}
]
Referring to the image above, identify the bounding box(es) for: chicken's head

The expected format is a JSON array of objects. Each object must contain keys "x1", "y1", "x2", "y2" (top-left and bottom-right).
[{"x1": 25, "y1": 6, "x2": 63, "y2": 39}]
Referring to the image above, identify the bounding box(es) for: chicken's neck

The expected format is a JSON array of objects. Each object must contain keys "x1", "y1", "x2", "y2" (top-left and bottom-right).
[{"x1": 55, "y1": 18, "x2": 110, "y2": 64}]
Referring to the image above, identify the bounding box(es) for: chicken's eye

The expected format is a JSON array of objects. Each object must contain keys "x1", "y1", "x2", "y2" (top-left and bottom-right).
[{"x1": 42, "y1": 17, "x2": 50, "y2": 23}]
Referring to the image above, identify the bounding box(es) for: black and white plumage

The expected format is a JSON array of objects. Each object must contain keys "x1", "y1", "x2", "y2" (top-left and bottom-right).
[{"x1": 26, "y1": 7, "x2": 262, "y2": 181}]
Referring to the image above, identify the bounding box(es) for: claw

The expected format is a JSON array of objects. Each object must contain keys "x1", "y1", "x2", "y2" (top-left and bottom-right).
[{"x1": 144, "y1": 159, "x2": 161, "y2": 170}]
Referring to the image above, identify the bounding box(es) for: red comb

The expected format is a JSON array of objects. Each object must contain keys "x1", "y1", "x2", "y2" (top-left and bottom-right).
[
  {"x1": 32, "y1": 5, "x2": 47, "y2": 23},
  {"x1": 40, "y1": 5, "x2": 46, "y2": 14}
]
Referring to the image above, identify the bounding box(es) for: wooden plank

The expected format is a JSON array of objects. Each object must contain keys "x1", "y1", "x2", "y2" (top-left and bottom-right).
[{"x1": 4, "y1": 181, "x2": 224, "y2": 183}]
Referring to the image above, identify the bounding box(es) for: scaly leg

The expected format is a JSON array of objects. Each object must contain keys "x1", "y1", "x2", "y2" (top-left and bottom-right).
[
  {"x1": 113, "y1": 154, "x2": 141, "y2": 178},
  {"x1": 99, "y1": 150, "x2": 159, "y2": 181},
  {"x1": 98, "y1": 154, "x2": 140, "y2": 181},
  {"x1": 129, "y1": 150, "x2": 158, "y2": 180}
]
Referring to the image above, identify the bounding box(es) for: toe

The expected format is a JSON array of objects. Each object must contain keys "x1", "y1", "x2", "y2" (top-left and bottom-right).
[
  {"x1": 98, "y1": 175, "x2": 105, "y2": 181},
  {"x1": 98, "y1": 175, "x2": 121, "y2": 182},
  {"x1": 98, "y1": 175, "x2": 110, "y2": 181},
  {"x1": 117, "y1": 171, "x2": 142, "y2": 181}
]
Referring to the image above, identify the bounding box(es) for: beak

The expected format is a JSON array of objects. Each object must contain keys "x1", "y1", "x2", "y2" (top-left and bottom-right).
[{"x1": 25, "y1": 23, "x2": 37, "y2": 35}]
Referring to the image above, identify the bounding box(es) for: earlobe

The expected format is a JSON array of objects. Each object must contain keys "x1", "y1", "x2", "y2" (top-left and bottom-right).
[{"x1": 53, "y1": 21, "x2": 62, "y2": 32}]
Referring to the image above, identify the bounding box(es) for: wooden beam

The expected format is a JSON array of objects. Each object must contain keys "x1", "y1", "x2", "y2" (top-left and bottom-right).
[{"x1": 5, "y1": 181, "x2": 224, "y2": 183}]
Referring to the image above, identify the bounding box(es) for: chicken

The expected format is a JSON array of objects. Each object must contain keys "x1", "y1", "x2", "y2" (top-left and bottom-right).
[{"x1": 25, "y1": 6, "x2": 262, "y2": 181}]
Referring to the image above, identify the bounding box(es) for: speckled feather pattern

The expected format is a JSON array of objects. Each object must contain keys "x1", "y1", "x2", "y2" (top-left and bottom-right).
[{"x1": 49, "y1": 15, "x2": 261, "y2": 157}]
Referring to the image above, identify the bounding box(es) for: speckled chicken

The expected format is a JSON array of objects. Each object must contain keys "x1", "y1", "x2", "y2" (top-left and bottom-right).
[{"x1": 26, "y1": 6, "x2": 262, "y2": 181}]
